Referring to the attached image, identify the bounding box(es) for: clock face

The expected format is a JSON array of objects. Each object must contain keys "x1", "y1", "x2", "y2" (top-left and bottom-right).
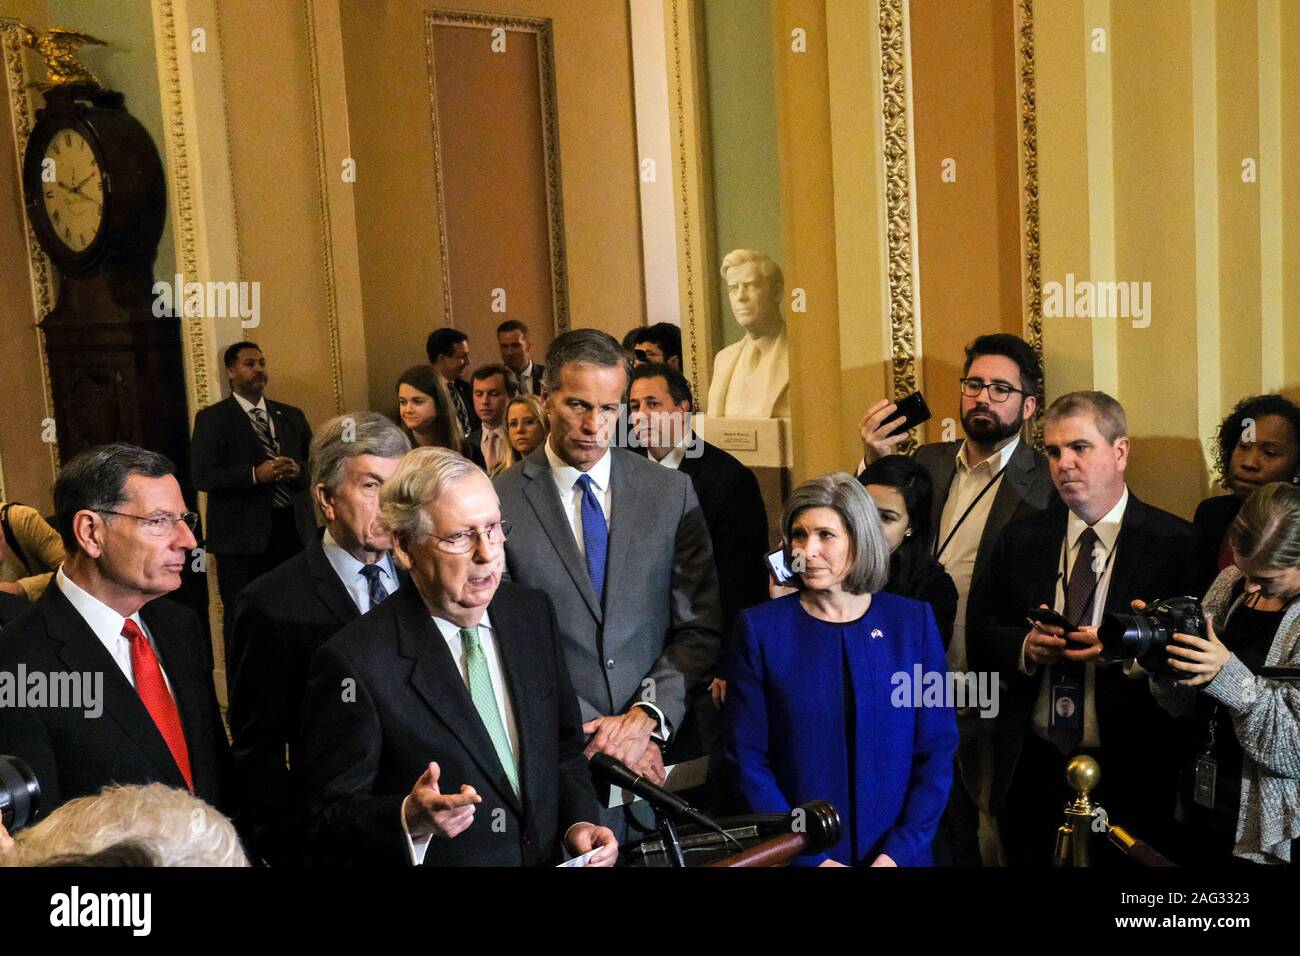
[{"x1": 40, "y1": 128, "x2": 105, "y2": 254}]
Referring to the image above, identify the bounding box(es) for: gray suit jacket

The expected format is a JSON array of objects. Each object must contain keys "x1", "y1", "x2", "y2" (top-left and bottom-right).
[
  {"x1": 913, "y1": 437, "x2": 1057, "y2": 607},
  {"x1": 492, "y1": 446, "x2": 723, "y2": 734}
]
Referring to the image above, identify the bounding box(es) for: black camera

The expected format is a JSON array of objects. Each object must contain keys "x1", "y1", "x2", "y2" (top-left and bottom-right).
[
  {"x1": 1098, "y1": 596, "x2": 1206, "y2": 675},
  {"x1": 0, "y1": 755, "x2": 41, "y2": 833}
]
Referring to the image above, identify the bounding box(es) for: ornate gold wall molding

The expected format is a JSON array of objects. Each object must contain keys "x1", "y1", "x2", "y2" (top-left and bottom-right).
[
  {"x1": 153, "y1": 0, "x2": 212, "y2": 413},
  {"x1": 877, "y1": 0, "x2": 919, "y2": 414},
  {"x1": 1016, "y1": 0, "x2": 1044, "y2": 444},
  {"x1": 667, "y1": 0, "x2": 706, "y2": 408},
  {"x1": 2, "y1": 24, "x2": 61, "y2": 485},
  {"x1": 303, "y1": 0, "x2": 345, "y2": 414},
  {"x1": 423, "y1": 10, "x2": 571, "y2": 335}
]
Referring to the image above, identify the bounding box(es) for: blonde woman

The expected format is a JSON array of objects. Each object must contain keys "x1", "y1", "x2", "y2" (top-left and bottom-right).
[{"x1": 494, "y1": 393, "x2": 549, "y2": 475}]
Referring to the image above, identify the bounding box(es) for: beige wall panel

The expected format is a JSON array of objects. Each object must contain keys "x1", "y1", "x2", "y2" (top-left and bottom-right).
[
  {"x1": 910, "y1": 0, "x2": 1023, "y2": 423},
  {"x1": 429, "y1": 23, "x2": 554, "y2": 367},
  {"x1": 340, "y1": 0, "x2": 645, "y2": 416},
  {"x1": 1036, "y1": 0, "x2": 1094, "y2": 400},
  {"x1": 1280, "y1": 0, "x2": 1300, "y2": 392},
  {"x1": 772, "y1": 0, "x2": 843, "y2": 482},
  {"x1": 218, "y1": 0, "x2": 337, "y2": 428},
  {"x1": 1214, "y1": 0, "x2": 1261, "y2": 408},
  {"x1": 1110, "y1": 1, "x2": 1203, "y2": 516}
]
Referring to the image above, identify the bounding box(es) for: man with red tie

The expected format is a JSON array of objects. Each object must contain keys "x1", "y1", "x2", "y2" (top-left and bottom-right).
[{"x1": 0, "y1": 444, "x2": 236, "y2": 826}]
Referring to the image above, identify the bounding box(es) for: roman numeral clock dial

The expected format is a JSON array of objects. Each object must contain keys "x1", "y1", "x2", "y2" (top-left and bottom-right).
[{"x1": 42, "y1": 128, "x2": 105, "y2": 253}]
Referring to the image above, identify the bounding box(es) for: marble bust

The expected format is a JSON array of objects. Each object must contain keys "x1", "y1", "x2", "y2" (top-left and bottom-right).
[{"x1": 706, "y1": 249, "x2": 789, "y2": 418}]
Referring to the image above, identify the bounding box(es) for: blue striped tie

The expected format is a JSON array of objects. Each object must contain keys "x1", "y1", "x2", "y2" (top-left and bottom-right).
[
  {"x1": 359, "y1": 563, "x2": 389, "y2": 612},
  {"x1": 577, "y1": 474, "x2": 608, "y2": 601}
]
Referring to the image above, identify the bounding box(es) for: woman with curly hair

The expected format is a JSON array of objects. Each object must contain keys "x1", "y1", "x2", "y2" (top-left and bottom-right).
[{"x1": 1192, "y1": 395, "x2": 1300, "y2": 594}]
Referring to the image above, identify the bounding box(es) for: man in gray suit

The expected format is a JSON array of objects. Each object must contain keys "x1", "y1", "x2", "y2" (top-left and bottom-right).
[
  {"x1": 858, "y1": 333, "x2": 1057, "y2": 866},
  {"x1": 493, "y1": 329, "x2": 723, "y2": 836}
]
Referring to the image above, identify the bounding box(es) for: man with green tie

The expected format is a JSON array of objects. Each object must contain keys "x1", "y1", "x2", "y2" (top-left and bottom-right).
[{"x1": 296, "y1": 447, "x2": 617, "y2": 866}]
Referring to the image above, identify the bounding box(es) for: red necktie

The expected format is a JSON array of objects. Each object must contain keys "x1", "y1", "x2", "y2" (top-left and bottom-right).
[{"x1": 122, "y1": 619, "x2": 193, "y2": 791}]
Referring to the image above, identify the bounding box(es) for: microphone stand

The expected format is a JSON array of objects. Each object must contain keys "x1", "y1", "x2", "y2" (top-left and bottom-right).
[{"x1": 655, "y1": 809, "x2": 687, "y2": 868}]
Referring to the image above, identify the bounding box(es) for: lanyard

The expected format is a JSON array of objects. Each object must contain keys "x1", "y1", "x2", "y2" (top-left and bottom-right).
[
  {"x1": 1057, "y1": 525, "x2": 1121, "y2": 625},
  {"x1": 934, "y1": 461, "x2": 1009, "y2": 563}
]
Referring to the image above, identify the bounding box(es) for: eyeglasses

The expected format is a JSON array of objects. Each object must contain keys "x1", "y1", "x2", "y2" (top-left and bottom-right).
[
  {"x1": 97, "y1": 510, "x2": 200, "y2": 537},
  {"x1": 432, "y1": 520, "x2": 511, "y2": 554},
  {"x1": 959, "y1": 378, "x2": 1030, "y2": 403}
]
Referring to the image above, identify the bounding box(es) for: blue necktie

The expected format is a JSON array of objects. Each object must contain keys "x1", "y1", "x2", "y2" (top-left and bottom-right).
[
  {"x1": 359, "y1": 563, "x2": 390, "y2": 612},
  {"x1": 577, "y1": 474, "x2": 608, "y2": 601}
]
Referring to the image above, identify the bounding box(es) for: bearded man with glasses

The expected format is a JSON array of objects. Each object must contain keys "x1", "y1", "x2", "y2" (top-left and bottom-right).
[
  {"x1": 0, "y1": 443, "x2": 237, "y2": 827},
  {"x1": 857, "y1": 333, "x2": 1058, "y2": 867}
]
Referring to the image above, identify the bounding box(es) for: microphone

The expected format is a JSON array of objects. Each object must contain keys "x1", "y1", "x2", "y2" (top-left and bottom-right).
[{"x1": 589, "y1": 753, "x2": 739, "y2": 848}]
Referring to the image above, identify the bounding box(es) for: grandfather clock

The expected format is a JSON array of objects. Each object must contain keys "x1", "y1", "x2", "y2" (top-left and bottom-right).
[{"x1": 21, "y1": 83, "x2": 189, "y2": 472}]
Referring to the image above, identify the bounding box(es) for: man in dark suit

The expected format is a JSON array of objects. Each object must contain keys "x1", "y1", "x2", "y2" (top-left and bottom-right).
[
  {"x1": 493, "y1": 330, "x2": 723, "y2": 837},
  {"x1": 858, "y1": 332, "x2": 1057, "y2": 866},
  {"x1": 465, "y1": 364, "x2": 520, "y2": 474},
  {"x1": 228, "y1": 412, "x2": 410, "y2": 863},
  {"x1": 627, "y1": 364, "x2": 768, "y2": 654},
  {"x1": 497, "y1": 319, "x2": 544, "y2": 395},
  {"x1": 427, "y1": 327, "x2": 479, "y2": 435},
  {"x1": 969, "y1": 391, "x2": 1196, "y2": 865},
  {"x1": 297, "y1": 448, "x2": 617, "y2": 866},
  {"x1": 191, "y1": 341, "x2": 315, "y2": 683},
  {"x1": 0, "y1": 444, "x2": 235, "y2": 825}
]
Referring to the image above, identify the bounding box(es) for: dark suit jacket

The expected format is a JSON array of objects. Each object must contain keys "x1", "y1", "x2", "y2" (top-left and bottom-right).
[
  {"x1": 493, "y1": 446, "x2": 723, "y2": 736},
  {"x1": 0, "y1": 585, "x2": 235, "y2": 823},
  {"x1": 914, "y1": 438, "x2": 1058, "y2": 595},
  {"x1": 450, "y1": 377, "x2": 481, "y2": 434},
  {"x1": 647, "y1": 440, "x2": 770, "y2": 636},
  {"x1": 0, "y1": 590, "x2": 30, "y2": 628},
  {"x1": 1191, "y1": 493, "x2": 1242, "y2": 597},
  {"x1": 968, "y1": 493, "x2": 1197, "y2": 815},
  {"x1": 190, "y1": 394, "x2": 316, "y2": 555},
  {"x1": 295, "y1": 582, "x2": 601, "y2": 866},
  {"x1": 227, "y1": 535, "x2": 407, "y2": 862}
]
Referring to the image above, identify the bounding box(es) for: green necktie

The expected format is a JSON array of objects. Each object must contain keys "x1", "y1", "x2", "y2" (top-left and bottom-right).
[{"x1": 460, "y1": 626, "x2": 520, "y2": 797}]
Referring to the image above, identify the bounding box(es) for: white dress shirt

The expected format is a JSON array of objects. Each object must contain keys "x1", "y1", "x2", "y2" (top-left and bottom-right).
[
  {"x1": 544, "y1": 440, "x2": 612, "y2": 557},
  {"x1": 320, "y1": 529, "x2": 397, "y2": 613},
  {"x1": 55, "y1": 566, "x2": 173, "y2": 695},
  {"x1": 402, "y1": 610, "x2": 519, "y2": 864},
  {"x1": 934, "y1": 435, "x2": 1021, "y2": 672},
  {"x1": 1021, "y1": 486, "x2": 1131, "y2": 749}
]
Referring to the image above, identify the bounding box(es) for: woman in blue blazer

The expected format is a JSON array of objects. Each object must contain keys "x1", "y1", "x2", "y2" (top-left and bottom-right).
[{"x1": 723, "y1": 472, "x2": 959, "y2": 866}]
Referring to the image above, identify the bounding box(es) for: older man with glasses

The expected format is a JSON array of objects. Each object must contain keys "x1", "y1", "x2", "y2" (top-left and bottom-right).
[
  {"x1": 857, "y1": 333, "x2": 1058, "y2": 867},
  {"x1": 296, "y1": 447, "x2": 617, "y2": 866},
  {"x1": 0, "y1": 443, "x2": 236, "y2": 827}
]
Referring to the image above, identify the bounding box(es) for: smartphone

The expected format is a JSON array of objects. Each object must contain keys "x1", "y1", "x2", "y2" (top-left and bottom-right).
[
  {"x1": 766, "y1": 547, "x2": 796, "y2": 585},
  {"x1": 1027, "y1": 607, "x2": 1075, "y2": 632},
  {"x1": 880, "y1": 392, "x2": 932, "y2": 437}
]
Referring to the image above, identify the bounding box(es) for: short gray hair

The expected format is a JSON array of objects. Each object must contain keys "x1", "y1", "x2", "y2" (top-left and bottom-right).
[
  {"x1": 782, "y1": 472, "x2": 889, "y2": 595},
  {"x1": 379, "y1": 446, "x2": 487, "y2": 545},
  {"x1": 54, "y1": 443, "x2": 175, "y2": 553},
  {"x1": 543, "y1": 328, "x2": 630, "y2": 394},
  {"x1": 719, "y1": 248, "x2": 784, "y2": 289},
  {"x1": 1044, "y1": 391, "x2": 1128, "y2": 444},
  {"x1": 310, "y1": 411, "x2": 411, "y2": 492},
  {"x1": 1230, "y1": 481, "x2": 1300, "y2": 570},
  {"x1": 5, "y1": 784, "x2": 248, "y2": 867}
]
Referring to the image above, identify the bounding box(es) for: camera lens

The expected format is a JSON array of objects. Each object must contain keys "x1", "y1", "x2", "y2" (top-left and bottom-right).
[
  {"x1": 0, "y1": 755, "x2": 41, "y2": 833},
  {"x1": 1098, "y1": 613, "x2": 1160, "y2": 662}
]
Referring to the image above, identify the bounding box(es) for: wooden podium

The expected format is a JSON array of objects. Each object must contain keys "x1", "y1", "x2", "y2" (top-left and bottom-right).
[{"x1": 622, "y1": 801, "x2": 841, "y2": 868}]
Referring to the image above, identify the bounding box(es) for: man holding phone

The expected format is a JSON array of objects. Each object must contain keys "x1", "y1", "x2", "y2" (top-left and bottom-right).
[{"x1": 858, "y1": 333, "x2": 1056, "y2": 866}]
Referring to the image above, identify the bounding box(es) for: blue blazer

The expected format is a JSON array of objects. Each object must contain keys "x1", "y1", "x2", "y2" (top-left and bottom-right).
[{"x1": 723, "y1": 592, "x2": 958, "y2": 866}]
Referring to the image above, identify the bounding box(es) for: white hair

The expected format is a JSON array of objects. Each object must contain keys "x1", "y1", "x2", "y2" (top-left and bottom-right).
[
  {"x1": 4, "y1": 783, "x2": 248, "y2": 867},
  {"x1": 379, "y1": 446, "x2": 488, "y2": 545}
]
